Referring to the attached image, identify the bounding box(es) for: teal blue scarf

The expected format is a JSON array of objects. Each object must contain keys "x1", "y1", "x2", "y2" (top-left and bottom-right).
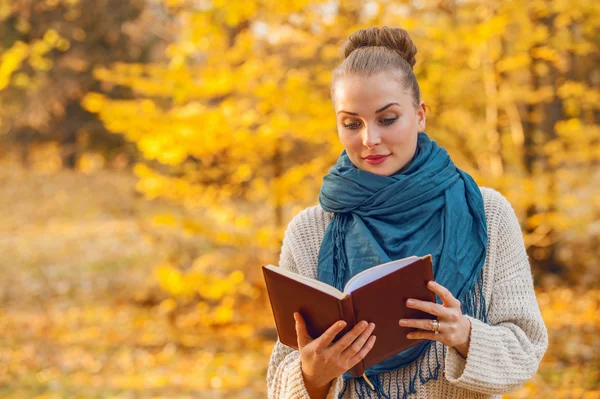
[{"x1": 317, "y1": 132, "x2": 488, "y2": 398}]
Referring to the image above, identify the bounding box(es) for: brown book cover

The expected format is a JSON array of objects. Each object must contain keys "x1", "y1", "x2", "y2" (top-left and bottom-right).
[{"x1": 262, "y1": 255, "x2": 436, "y2": 378}]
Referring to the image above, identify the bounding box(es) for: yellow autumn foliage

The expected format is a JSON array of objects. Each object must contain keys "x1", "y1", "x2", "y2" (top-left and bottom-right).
[{"x1": 45, "y1": 0, "x2": 599, "y2": 396}]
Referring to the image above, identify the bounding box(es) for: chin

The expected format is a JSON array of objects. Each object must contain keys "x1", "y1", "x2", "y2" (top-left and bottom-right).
[{"x1": 361, "y1": 163, "x2": 395, "y2": 176}]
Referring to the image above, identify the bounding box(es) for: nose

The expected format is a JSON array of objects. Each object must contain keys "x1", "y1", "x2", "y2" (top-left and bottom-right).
[{"x1": 362, "y1": 125, "x2": 381, "y2": 148}]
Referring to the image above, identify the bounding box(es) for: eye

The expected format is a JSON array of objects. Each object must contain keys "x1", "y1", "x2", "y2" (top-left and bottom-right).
[
  {"x1": 342, "y1": 117, "x2": 398, "y2": 130},
  {"x1": 343, "y1": 122, "x2": 361, "y2": 130}
]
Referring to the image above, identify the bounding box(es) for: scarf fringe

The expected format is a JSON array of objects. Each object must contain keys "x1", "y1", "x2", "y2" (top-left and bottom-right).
[
  {"x1": 337, "y1": 271, "x2": 486, "y2": 399},
  {"x1": 459, "y1": 269, "x2": 488, "y2": 323},
  {"x1": 338, "y1": 343, "x2": 443, "y2": 399},
  {"x1": 332, "y1": 212, "x2": 351, "y2": 289}
]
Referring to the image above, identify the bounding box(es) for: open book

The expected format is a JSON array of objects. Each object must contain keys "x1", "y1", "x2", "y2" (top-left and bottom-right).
[{"x1": 262, "y1": 255, "x2": 436, "y2": 378}]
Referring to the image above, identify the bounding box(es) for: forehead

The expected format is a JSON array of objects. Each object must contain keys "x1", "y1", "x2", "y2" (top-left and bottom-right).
[{"x1": 333, "y1": 72, "x2": 412, "y2": 112}]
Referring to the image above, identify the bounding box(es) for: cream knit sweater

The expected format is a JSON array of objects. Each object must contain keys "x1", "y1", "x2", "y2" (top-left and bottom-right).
[{"x1": 266, "y1": 187, "x2": 548, "y2": 399}]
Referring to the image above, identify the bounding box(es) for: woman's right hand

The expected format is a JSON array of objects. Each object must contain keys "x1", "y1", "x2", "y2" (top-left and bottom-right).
[{"x1": 294, "y1": 312, "x2": 376, "y2": 393}]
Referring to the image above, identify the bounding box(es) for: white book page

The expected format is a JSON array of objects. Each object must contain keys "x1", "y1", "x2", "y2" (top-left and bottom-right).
[
  {"x1": 343, "y1": 256, "x2": 420, "y2": 294},
  {"x1": 264, "y1": 265, "x2": 347, "y2": 299}
]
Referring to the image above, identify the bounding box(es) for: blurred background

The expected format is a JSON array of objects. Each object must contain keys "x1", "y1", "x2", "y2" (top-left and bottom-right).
[{"x1": 0, "y1": 0, "x2": 598, "y2": 398}]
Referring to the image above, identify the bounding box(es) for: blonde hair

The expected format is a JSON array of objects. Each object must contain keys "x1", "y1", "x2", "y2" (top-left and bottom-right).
[{"x1": 331, "y1": 26, "x2": 420, "y2": 108}]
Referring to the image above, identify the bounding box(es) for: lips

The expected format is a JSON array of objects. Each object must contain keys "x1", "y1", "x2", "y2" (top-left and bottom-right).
[
  {"x1": 364, "y1": 155, "x2": 389, "y2": 160},
  {"x1": 363, "y1": 154, "x2": 390, "y2": 165}
]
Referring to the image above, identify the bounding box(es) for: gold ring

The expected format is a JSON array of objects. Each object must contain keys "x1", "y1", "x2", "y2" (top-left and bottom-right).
[{"x1": 432, "y1": 319, "x2": 440, "y2": 335}]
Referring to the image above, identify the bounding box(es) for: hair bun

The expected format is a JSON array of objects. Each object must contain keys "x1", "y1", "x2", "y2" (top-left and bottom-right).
[{"x1": 341, "y1": 26, "x2": 417, "y2": 69}]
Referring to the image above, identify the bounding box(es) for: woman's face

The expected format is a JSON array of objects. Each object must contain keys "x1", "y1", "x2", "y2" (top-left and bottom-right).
[{"x1": 333, "y1": 72, "x2": 426, "y2": 176}]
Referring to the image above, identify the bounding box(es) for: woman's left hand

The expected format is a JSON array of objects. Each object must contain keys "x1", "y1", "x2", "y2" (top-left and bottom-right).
[{"x1": 399, "y1": 280, "x2": 472, "y2": 358}]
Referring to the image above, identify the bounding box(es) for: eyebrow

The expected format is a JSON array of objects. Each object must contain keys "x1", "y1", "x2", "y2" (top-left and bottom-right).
[{"x1": 337, "y1": 102, "x2": 400, "y2": 116}]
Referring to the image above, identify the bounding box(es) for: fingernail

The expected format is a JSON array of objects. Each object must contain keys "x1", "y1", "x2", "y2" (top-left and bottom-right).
[
  {"x1": 399, "y1": 319, "x2": 407, "y2": 326},
  {"x1": 338, "y1": 321, "x2": 347, "y2": 328},
  {"x1": 407, "y1": 333, "x2": 412, "y2": 339},
  {"x1": 293, "y1": 313, "x2": 298, "y2": 322},
  {"x1": 407, "y1": 299, "x2": 415, "y2": 306},
  {"x1": 428, "y1": 281, "x2": 436, "y2": 287}
]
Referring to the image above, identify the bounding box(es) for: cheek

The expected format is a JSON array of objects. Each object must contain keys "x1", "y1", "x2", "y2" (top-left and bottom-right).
[
  {"x1": 339, "y1": 131, "x2": 360, "y2": 148},
  {"x1": 390, "y1": 118, "x2": 417, "y2": 141}
]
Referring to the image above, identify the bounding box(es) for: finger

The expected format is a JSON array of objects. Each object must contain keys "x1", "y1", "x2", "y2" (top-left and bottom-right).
[
  {"x1": 339, "y1": 322, "x2": 376, "y2": 357},
  {"x1": 294, "y1": 312, "x2": 313, "y2": 349},
  {"x1": 398, "y1": 318, "x2": 436, "y2": 331},
  {"x1": 427, "y1": 281, "x2": 461, "y2": 308},
  {"x1": 406, "y1": 331, "x2": 439, "y2": 341},
  {"x1": 313, "y1": 318, "x2": 347, "y2": 350},
  {"x1": 406, "y1": 298, "x2": 447, "y2": 317},
  {"x1": 347, "y1": 335, "x2": 376, "y2": 367},
  {"x1": 330, "y1": 320, "x2": 370, "y2": 353}
]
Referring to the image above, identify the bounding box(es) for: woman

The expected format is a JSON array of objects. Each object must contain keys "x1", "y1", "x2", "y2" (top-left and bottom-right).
[{"x1": 267, "y1": 26, "x2": 548, "y2": 399}]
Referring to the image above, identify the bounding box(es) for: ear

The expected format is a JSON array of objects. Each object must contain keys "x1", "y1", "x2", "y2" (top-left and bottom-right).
[{"x1": 416, "y1": 100, "x2": 427, "y2": 131}]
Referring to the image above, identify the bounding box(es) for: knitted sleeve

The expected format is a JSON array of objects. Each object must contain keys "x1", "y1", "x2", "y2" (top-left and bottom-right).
[
  {"x1": 266, "y1": 214, "x2": 345, "y2": 399},
  {"x1": 443, "y1": 191, "x2": 549, "y2": 394}
]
